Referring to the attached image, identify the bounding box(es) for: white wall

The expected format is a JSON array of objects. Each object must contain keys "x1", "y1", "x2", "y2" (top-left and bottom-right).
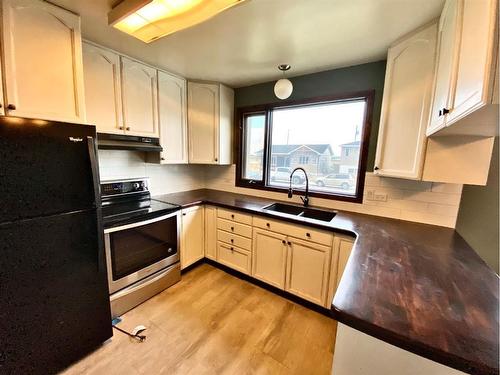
[
  {"x1": 97, "y1": 151, "x2": 463, "y2": 228},
  {"x1": 205, "y1": 165, "x2": 463, "y2": 228}
]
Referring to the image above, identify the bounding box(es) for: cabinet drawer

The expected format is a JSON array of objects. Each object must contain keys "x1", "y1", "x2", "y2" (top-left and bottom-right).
[
  {"x1": 217, "y1": 218, "x2": 252, "y2": 238},
  {"x1": 218, "y1": 229, "x2": 252, "y2": 251},
  {"x1": 217, "y1": 242, "x2": 251, "y2": 275},
  {"x1": 217, "y1": 208, "x2": 252, "y2": 225},
  {"x1": 253, "y1": 216, "x2": 332, "y2": 246}
]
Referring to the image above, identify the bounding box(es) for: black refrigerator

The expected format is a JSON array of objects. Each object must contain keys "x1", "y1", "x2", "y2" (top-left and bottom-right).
[{"x1": 0, "y1": 117, "x2": 112, "y2": 374}]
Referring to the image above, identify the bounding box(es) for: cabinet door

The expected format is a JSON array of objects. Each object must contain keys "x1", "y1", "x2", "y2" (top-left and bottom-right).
[
  {"x1": 121, "y1": 57, "x2": 158, "y2": 137},
  {"x1": 326, "y1": 236, "x2": 354, "y2": 308},
  {"x1": 181, "y1": 206, "x2": 204, "y2": 269},
  {"x1": 252, "y1": 229, "x2": 288, "y2": 289},
  {"x1": 188, "y1": 82, "x2": 219, "y2": 164},
  {"x1": 286, "y1": 237, "x2": 331, "y2": 306},
  {"x1": 2, "y1": 0, "x2": 85, "y2": 123},
  {"x1": 446, "y1": 0, "x2": 497, "y2": 124},
  {"x1": 158, "y1": 70, "x2": 187, "y2": 163},
  {"x1": 218, "y1": 84, "x2": 234, "y2": 165},
  {"x1": 82, "y1": 42, "x2": 123, "y2": 134},
  {"x1": 204, "y1": 205, "x2": 217, "y2": 260},
  {"x1": 374, "y1": 23, "x2": 438, "y2": 179},
  {"x1": 428, "y1": 0, "x2": 461, "y2": 134}
]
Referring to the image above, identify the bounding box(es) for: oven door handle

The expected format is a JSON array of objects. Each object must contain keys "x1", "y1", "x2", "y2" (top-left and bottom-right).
[{"x1": 104, "y1": 211, "x2": 180, "y2": 234}]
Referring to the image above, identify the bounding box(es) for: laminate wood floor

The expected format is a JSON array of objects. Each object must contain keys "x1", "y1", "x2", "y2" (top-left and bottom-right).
[{"x1": 62, "y1": 264, "x2": 337, "y2": 375}]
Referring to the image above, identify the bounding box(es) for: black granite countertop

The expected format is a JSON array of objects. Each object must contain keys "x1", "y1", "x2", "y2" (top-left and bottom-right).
[{"x1": 154, "y1": 189, "x2": 499, "y2": 375}]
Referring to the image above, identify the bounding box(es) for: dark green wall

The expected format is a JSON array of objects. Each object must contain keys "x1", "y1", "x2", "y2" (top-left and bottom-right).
[
  {"x1": 456, "y1": 137, "x2": 499, "y2": 273},
  {"x1": 235, "y1": 61, "x2": 387, "y2": 170}
]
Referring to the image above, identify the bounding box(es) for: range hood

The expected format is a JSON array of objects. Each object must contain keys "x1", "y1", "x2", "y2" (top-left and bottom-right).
[{"x1": 97, "y1": 133, "x2": 162, "y2": 152}]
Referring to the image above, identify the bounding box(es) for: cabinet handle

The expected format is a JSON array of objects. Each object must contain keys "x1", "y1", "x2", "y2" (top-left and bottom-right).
[
  {"x1": 442, "y1": 108, "x2": 450, "y2": 115},
  {"x1": 306, "y1": 232, "x2": 311, "y2": 238},
  {"x1": 126, "y1": 127, "x2": 131, "y2": 131},
  {"x1": 7, "y1": 104, "x2": 16, "y2": 110}
]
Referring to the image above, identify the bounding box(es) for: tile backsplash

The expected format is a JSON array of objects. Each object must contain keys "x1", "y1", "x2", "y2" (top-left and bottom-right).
[
  {"x1": 98, "y1": 151, "x2": 463, "y2": 228},
  {"x1": 98, "y1": 150, "x2": 205, "y2": 196},
  {"x1": 205, "y1": 165, "x2": 463, "y2": 228}
]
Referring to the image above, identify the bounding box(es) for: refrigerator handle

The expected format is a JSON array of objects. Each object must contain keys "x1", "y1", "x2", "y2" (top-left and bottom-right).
[{"x1": 87, "y1": 136, "x2": 106, "y2": 275}]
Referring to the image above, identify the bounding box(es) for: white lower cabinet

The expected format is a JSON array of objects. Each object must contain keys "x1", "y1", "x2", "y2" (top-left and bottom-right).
[
  {"x1": 204, "y1": 206, "x2": 217, "y2": 260},
  {"x1": 286, "y1": 237, "x2": 331, "y2": 306},
  {"x1": 327, "y1": 235, "x2": 355, "y2": 308},
  {"x1": 217, "y1": 242, "x2": 251, "y2": 275},
  {"x1": 180, "y1": 205, "x2": 204, "y2": 269},
  {"x1": 252, "y1": 229, "x2": 288, "y2": 289}
]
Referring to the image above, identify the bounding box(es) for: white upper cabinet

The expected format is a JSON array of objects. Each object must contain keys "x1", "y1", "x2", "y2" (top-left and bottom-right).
[
  {"x1": 1, "y1": 0, "x2": 85, "y2": 123},
  {"x1": 428, "y1": 0, "x2": 498, "y2": 135},
  {"x1": 187, "y1": 81, "x2": 233, "y2": 164},
  {"x1": 157, "y1": 70, "x2": 188, "y2": 163},
  {"x1": 428, "y1": 0, "x2": 460, "y2": 134},
  {"x1": 374, "y1": 22, "x2": 438, "y2": 179},
  {"x1": 446, "y1": 0, "x2": 498, "y2": 124},
  {"x1": 120, "y1": 57, "x2": 159, "y2": 137},
  {"x1": 82, "y1": 42, "x2": 123, "y2": 134}
]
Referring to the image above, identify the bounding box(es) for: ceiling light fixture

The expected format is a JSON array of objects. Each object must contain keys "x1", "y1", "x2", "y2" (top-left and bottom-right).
[
  {"x1": 274, "y1": 64, "x2": 293, "y2": 100},
  {"x1": 109, "y1": 0, "x2": 245, "y2": 43}
]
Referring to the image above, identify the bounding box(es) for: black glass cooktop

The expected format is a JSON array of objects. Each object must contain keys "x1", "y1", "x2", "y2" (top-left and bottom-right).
[{"x1": 101, "y1": 199, "x2": 180, "y2": 228}]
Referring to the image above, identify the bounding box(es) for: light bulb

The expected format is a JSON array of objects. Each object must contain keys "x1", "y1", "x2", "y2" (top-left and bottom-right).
[{"x1": 274, "y1": 78, "x2": 293, "y2": 100}]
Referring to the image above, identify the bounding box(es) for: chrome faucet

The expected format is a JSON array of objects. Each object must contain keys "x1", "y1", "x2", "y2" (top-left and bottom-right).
[{"x1": 288, "y1": 167, "x2": 309, "y2": 207}]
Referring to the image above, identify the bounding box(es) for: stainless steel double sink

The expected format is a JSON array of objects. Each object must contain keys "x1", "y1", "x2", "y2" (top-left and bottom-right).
[{"x1": 262, "y1": 203, "x2": 337, "y2": 222}]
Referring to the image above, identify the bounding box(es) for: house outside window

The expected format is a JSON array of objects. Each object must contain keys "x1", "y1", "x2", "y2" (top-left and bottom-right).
[{"x1": 236, "y1": 91, "x2": 373, "y2": 203}]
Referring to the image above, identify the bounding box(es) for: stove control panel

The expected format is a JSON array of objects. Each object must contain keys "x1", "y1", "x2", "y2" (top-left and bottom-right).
[{"x1": 101, "y1": 178, "x2": 149, "y2": 197}]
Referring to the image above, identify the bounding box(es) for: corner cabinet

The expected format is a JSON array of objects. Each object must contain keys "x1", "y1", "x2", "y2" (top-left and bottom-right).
[
  {"x1": 1, "y1": 0, "x2": 86, "y2": 123},
  {"x1": 428, "y1": 0, "x2": 498, "y2": 135},
  {"x1": 187, "y1": 82, "x2": 234, "y2": 164},
  {"x1": 120, "y1": 57, "x2": 159, "y2": 137},
  {"x1": 82, "y1": 42, "x2": 123, "y2": 134},
  {"x1": 374, "y1": 22, "x2": 438, "y2": 179},
  {"x1": 180, "y1": 205, "x2": 205, "y2": 270}
]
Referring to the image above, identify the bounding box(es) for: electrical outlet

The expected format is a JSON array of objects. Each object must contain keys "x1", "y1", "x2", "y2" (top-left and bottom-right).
[{"x1": 366, "y1": 190, "x2": 388, "y2": 202}]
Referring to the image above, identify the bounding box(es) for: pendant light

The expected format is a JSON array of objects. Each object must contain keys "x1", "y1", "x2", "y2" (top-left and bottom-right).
[{"x1": 274, "y1": 64, "x2": 293, "y2": 100}]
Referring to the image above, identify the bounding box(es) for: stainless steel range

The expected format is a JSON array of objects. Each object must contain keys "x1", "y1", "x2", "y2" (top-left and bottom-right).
[{"x1": 101, "y1": 178, "x2": 181, "y2": 318}]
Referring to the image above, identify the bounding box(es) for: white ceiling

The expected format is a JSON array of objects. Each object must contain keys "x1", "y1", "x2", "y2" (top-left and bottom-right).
[{"x1": 53, "y1": 0, "x2": 445, "y2": 88}]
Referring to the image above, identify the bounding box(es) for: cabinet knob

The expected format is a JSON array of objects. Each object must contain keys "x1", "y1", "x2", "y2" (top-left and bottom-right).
[
  {"x1": 282, "y1": 240, "x2": 286, "y2": 245},
  {"x1": 182, "y1": 213, "x2": 186, "y2": 216},
  {"x1": 287, "y1": 241, "x2": 292, "y2": 246},
  {"x1": 126, "y1": 127, "x2": 131, "y2": 131},
  {"x1": 214, "y1": 158, "x2": 218, "y2": 162},
  {"x1": 7, "y1": 104, "x2": 16, "y2": 110},
  {"x1": 161, "y1": 157, "x2": 165, "y2": 161},
  {"x1": 119, "y1": 126, "x2": 124, "y2": 130},
  {"x1": 266, "y1": 223, "x2": 270, "y2": 228},
  {"x1": 374, "y1": 166, "x2": 379, "y2": 171},
  {"x1": 306, "y1": 232, "x2": 311, "y2": 238},
  {"x1": 438, "y1": 109, "x2": 442, "y2": 117},
  {"x1": 230, "y1": 239, "x2": 234, "y2": 243},
  {"x1": 230, "y1": 247, "x2": 234, "y2": 251},
  {"x1": 231, "y1": 214, "x2": 234, "y2": 219},
  {"x1": 231, "y1": 226, "x2": 234, "y2": 231},
  {"x1": 442, "y1": 108, "x2": 450, "y2": 115}
]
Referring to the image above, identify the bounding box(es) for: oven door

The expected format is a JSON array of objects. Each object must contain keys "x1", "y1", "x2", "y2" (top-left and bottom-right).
[{"x1": 104, "y1": 211, "x2": 180, "y2": 294}]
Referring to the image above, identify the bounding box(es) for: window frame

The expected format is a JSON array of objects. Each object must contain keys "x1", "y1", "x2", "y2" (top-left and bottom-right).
[{"x1": 235, "y1": 90, "x2": 374, "y2": 203}]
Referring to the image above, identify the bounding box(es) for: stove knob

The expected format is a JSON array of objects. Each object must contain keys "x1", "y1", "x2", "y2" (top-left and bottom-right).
[
  {"x1": 140, "y1": 182, "x2": 146, "y2": 190},
  {"x1": 133, "y1": 182, "x2": 140, "y2": 190}
]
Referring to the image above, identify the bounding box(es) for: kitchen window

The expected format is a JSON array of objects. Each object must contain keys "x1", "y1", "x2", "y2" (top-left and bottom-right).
[{"x1": 236, "y1": 91, "x2": 373, "y2": 203}]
